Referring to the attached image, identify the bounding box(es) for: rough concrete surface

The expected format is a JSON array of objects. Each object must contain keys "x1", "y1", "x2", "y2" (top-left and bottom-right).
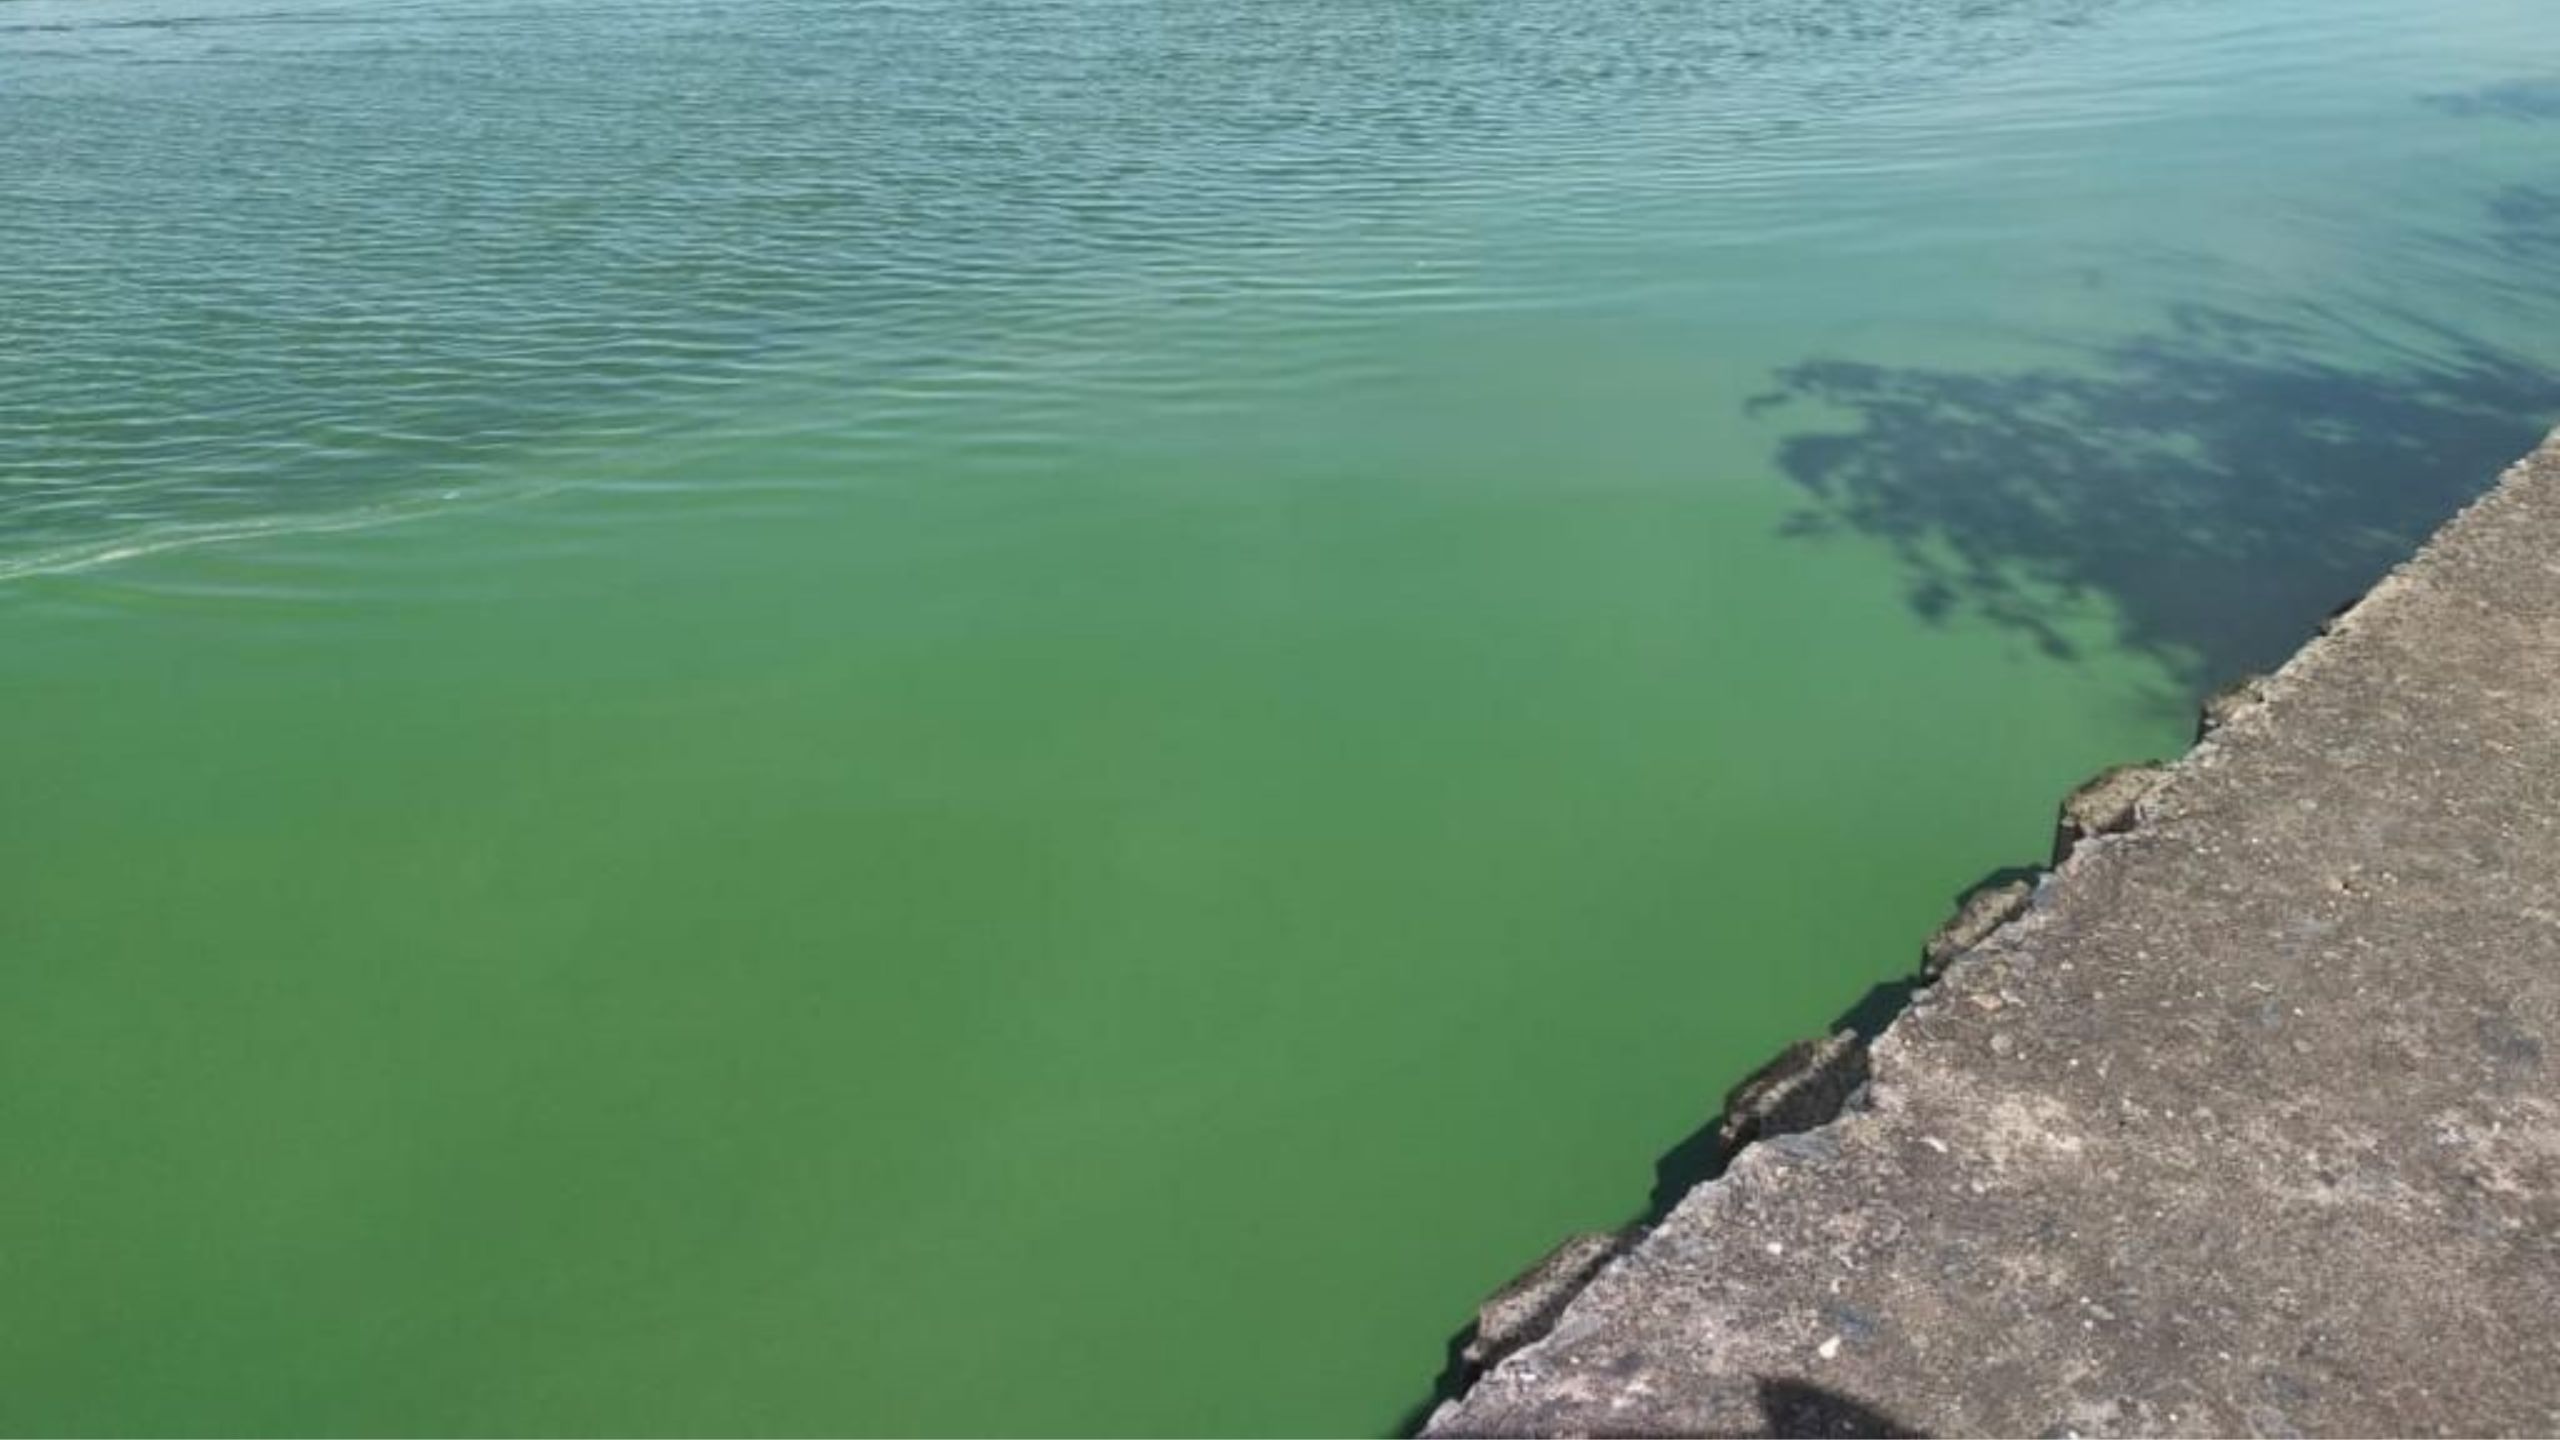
[
  {"x1": 1716, "y1": 1032, "x2": 1872, "y2": 1153},
  {"x1": 2050, "y1": 764, "x2": 2172, "y2": 867},
  {"x1": 1464, "y1": 1233, "x2": 1637, "y2": 1374},
  {"x1": 1428, "y1": 432, "x2": 2560, "y2": 1438},
  {"x1": 1921, "y1": 881, "x2": 2034, "y2": 978}
]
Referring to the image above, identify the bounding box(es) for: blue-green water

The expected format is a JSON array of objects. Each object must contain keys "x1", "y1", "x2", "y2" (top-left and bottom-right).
[{"x1": 3, "y1": 0, "x2": 2556, "y2": 1433}]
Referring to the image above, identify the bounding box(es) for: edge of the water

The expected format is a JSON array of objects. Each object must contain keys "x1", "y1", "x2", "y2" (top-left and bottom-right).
[{"x1": 1407, "y1": 427, "x2": 2560, "y2": 1435}]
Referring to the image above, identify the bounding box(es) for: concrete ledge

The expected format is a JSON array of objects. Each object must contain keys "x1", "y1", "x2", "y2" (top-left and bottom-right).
[{"x1": 1426, "y1": 431, "x2": 2560, "y2": 1437}]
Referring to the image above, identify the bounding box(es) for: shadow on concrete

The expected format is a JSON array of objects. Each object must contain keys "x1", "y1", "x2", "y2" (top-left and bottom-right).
[
  {"x1": 1749, "y1": 300, "x2": 2557, "y2": 695},
  {"x1": 1404, "y1": 1373, "x2": 1930, "y2": 1439},
  {"x1": 1755, "y1": 1377, "x2": 1930, "y2": 1437}
]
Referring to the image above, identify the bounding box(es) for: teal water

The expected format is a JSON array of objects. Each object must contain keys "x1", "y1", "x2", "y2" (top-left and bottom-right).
[{"x1": 4, "y1": 0, "x2": 2556, "y2": 1433}]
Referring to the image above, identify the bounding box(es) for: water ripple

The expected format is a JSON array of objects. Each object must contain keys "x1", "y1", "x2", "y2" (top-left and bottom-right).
[{"x1": 3, "y1": 0, "x2": 2160, "y2": 575}]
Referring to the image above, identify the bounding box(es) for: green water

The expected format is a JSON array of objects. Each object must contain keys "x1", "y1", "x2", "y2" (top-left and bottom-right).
[{"x1": 4, "y1": 0, "x2": 2557, "y2": 1432}]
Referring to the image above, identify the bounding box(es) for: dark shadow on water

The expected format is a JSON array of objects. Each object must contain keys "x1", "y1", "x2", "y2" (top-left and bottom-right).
[
  {"x1": 1395, "y1": 1333, "x2": 1478, "y2": 1438},
  {"x1": 1396, "y1": 938, "x2": 1932, "y2": 1436},
  {"x1": 1641, "y1": 979, "x2": 1883, "y2": 1230},
  {"x1": 1958, "y1": 863, "x2": 2044, "y2": 902},
  {"x1": 1396, "y1": 177, "x2": 2558, "y2": 1440},
  {"x1": 2488, "y1": 185, "x2": 2560, "y2": 263},
  {"x1": 2423, "y1": 76, "x2": 2560, "y2": 121},
  {"x1": 1642, "y1": 1103, "x2": 1734, "y2": 1230},
  {"x1": 1641, "y1": 857, "x2": 2024, "y2": 1227},
  {"x1": 1397, "y1": 858, "x2": 2049, "y2": 1437},
  {"x1": 1392, "y1": 294, "x2": 2559, "y2": 1420},
  {"x1": 1750, "y1": 298, "x2": 2559, "y2": 696}
]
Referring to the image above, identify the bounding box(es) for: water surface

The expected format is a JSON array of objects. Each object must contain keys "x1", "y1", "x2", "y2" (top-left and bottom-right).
[{"x1": 4, "y1": 0, "x2": 2557, "y2": 1432}]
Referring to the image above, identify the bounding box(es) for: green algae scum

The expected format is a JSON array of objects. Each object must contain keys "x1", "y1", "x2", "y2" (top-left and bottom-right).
[{"x1": 3, "y1": 0, "x2": 2557, "y2": 1433}]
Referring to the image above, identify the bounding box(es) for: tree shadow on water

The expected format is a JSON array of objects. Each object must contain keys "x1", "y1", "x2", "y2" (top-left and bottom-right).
[
  {"x1": 2422, "y1": 76, "x2": 2560, "y2": 122},
  {"x1": 2488, "y1": 185, "x2": 2560, "y2": 263},
  {"x1": 1749, "y1": 300, "x2": 2559, "y2": 694}
]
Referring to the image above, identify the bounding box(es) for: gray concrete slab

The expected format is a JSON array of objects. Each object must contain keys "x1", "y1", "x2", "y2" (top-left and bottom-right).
[{"x1": 1427, "y1": 433, "x2": 2560, "y2": 1438}]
